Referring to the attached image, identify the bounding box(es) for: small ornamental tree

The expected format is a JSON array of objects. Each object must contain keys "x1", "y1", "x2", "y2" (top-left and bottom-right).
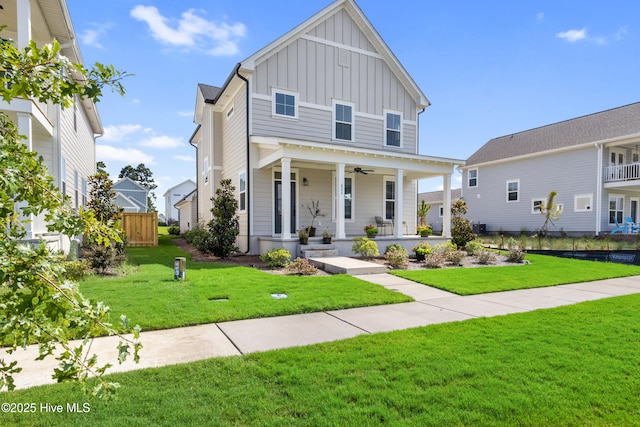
[
  {"x1": 207, "y1": 179, "x2": 239, "y2": 258},
  {"x1": 450, "y1": 199, "x2": 475, "y2": 249},
  {"x1": 540, "y1": 191, "x2": 562, "y2": 237},
  {"x1": 0, "y1": 38, "x2": 140, "y2": 397}
]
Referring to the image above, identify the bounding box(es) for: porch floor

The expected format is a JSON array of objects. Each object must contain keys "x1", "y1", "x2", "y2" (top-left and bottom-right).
[{"x1": 308, "y1": 256, "x2": 387, "y2": 275}]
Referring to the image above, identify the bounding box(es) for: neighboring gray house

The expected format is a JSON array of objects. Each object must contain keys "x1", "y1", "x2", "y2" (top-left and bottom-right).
[
  {"x1": 460, "y1": 102, "x2": 640, "y2": 236},
  {"x1": 163, "y1": 179, "x2": 196, "y2": 224},
  {"x1": 190, "y1": 0, "x2": 464, "y2": 255},
  {"x1": 113, "y1": 178, "x2": 149, "y2": 213},
  {"x1": 418, "y1": 188, "x2": 462, "y2": 234}
]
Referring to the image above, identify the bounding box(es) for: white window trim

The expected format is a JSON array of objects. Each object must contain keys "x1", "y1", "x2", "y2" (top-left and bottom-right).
[
  {"x1": 332, "y1": 99, "x2": 355, "y2": 142},
  {"x1": 468, "y1": 168, "x2": 478, "y2": 188},
  {"x1": 384, "y1": 109, "x2": 403, "y2": 148},
  {"x1": 272, "y1": 88, "x2": 298, "y2": 119},
  {"x1": 331, "y1": 172, "x2": 355, "y2": 222},
  {"x1": 239, "y1": 171, "x2": 246, "y2": 212},
  {"x1": 383, "y1": 176, "x2": 396, "y2": 221},
  {"x1": 574, "y1": 193, "x2": 593, "y2": 212},
  {"x1": 506, "y1": 179, "x2": 520, "y2": 203},
  {"x1": 532, "y1": 198, "x2": 544, "y2": 214},
  {"x1": 608, "y1": 194, "x2": 624, "y2": 225}
]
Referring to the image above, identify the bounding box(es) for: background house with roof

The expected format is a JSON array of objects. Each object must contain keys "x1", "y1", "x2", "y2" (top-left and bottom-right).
[
  {"x1": 189, "y1": 0, "x2": 464, "y2": 255},
  {"x1": 418, "y1": 188, "x2": 462, "y2": 235},
  {"x1": 460, "y1": 102, "x2": 640, "y2": 236},
  {"x1": 113, "y1": 177, "x2": 149, "y2": 213},
  {"x1": 163, "y1": 179, "x2": 196, "y2": 224},
  {"x1": 0, "y1": 0, "x2": 102, "y2": 253}
]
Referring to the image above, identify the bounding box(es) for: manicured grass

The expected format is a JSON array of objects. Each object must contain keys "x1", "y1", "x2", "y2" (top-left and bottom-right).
[
  {"x1": 4, "y1": 294, "x2": 640, "y2": 426},
  {"x1": 80, "y1": 236, "x2": 411, "y2": 330},
  {"x1": 392, "y1": 253, "x2": 640, "y2": 295}
]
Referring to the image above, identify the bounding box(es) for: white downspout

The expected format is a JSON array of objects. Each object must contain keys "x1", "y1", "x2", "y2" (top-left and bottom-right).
[{"x1": 595, "y1": 142, "x2": 603, "y2": 235}]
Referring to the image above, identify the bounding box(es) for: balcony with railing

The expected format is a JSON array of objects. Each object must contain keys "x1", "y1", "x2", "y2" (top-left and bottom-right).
[{"x1": 604, "y1": 163, "x2": 640, "y2": 184}]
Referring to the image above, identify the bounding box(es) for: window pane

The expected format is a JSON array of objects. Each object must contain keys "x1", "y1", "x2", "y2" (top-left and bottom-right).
[
  {"x1": 386, "y1": 181, "x2": 395, "y2": 199},
  {"x1": 344, "y1": 177, "x2": 352, "y2": 219},
  {"x1": 386, "y1": 201, "x2": 395, "y2": 219},
  {"x1": 336, "y1": 123, "x2": 352, "y2": 140},
  {"x1": 275, "y1": 93, "x2": 295, "y2": 117},
  {"x1": 387, "y1": 113, "x2": 400, "y2": 130}
]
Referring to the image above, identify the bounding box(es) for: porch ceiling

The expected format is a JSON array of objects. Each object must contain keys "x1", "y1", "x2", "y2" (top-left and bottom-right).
[{"x1": 253, "y1": 136, "x2": 464, "y2": 180}]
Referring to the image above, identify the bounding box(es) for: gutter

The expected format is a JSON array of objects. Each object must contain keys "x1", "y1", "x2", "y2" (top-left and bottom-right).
[
  {"x1": 189, "y1": 130, "x2": 199, "y2": 226},
  {"x1": 234, "y1": 65, "x2": 251, "y2": 254}
]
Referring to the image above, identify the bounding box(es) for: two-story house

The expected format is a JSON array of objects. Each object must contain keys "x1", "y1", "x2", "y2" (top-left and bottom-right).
[
  {"x1": 113, "y1": 178, "x2": 150, "y2": 213},
  {"x1": 190, "y1": 0, "x2": 463, "y2": 255},
  {"x1": 163, "y1": 179, "x2": 196, "y2": 224},
  {"x1": 460, "y1": 102, "x2": 640, "y2": 236},
  {"x1": 1, "y1": 0, "x2": 102, "y2": 252}
]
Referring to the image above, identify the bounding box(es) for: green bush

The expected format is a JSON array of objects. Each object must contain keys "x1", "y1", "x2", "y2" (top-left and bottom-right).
[
  {"x1": 352, "y1": 237, "x2": 379, "y2": 258},
  {"x1": 384, "y1": 243, "x2": 405, "y2": 255},
  {"x1": 83, "y1": 241, "x2": 127, "y2": 275},
  {"x1": 424, "y1": 252, "x2": 447, "y2": 268},
  {"x1": 507, "y1": 248, "x2": 527, "y2": 263},
  {"x1": 464, "y1": 240, "x2": 485, "y2": 256},
  {"x1": 61, "y1": 259, "x2": 92, "y2": 281},
  {"x1": 168, "y1": 225, "x2": 180, "y2": 235},
  {"x1": 446, "y1": 249, "x2": 467, "y2": 266},
  {"x1": 184, "y1": 225, "x2": 213, "y2": 252},
  {"x1": 285, "y1": 257, "x2": 319, "y2": 275},
  {"x1": 433, "y1": 241, "x2": 456, "y2": 255},
  {"x1": 411, "y1": 242, "x2": 432, "y2": 257},
  {"x1": 476, "y1": 250, "x2": 497, "y2": 265},
  {"x1": 260, "y1": 248, "x2": 292, "y2": 268},
  {"x1": 451, "y1": 199, "x2": 474, "y2": 248},
  {"x1": 385, "y1": 246, "x2": 409, "y2": 269}
]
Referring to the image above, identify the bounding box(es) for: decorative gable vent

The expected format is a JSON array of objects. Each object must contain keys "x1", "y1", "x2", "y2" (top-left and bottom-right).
[{"x1": 338, "y1": 48, "x2": 350, "y2": 68}]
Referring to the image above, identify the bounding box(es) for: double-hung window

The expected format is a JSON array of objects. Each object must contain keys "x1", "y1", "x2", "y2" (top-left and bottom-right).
[
  {"x1": 273, "y1": 90, "x2": 297, "y2": 118},
  {"x1": 334, "y1": 101, "x2": 353, "y2": 141},
  {"x1": 506, "y1": 180, "x2": 519, "y2": 202},
  {"x1": 384, "y1": 178, "x2": 395, "y2": 221},
  {"x1": 609, "y1": 195, "x2": 624, "y2": 224},
  {"x1": 332, "y1": 174, "x2": 354, "y2": 220},
  {"x1": 468, "y1": 169, "x2": 478, "y2": 188},
  {"x1": 239, "y1": 172, "x2": 246, "y2": 212},
  {"x1": 385, "y1": 111, "x2": 402, "y2": 147}
]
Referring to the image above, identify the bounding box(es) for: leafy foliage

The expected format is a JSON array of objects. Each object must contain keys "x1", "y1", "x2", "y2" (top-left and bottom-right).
[
  {"x1": 464, "y1": 240, "x2": 485, "y2": 256},
  {"x1": 183, "y1": 225, "x2": 213, "y2": 252},
  {"x1": 168, "y1": 225, "x2": 180, "y2": 235},
  {"x1": 540, "y1": 191, "x2": 562, "y2": 237},
  {"x1": 352, "y1": 237, "x2": 379, "y2": 258},
  {"x1": 0, "y1": 37, "x2": 139, "y2": 397},
  {"x1": 285, "y1": 257, "x2": 319, "y2": 275},
  {"x1": 424, "y1": 252, "x2": 447, "y2": 268},
  {"x1": 476, "y1": 250, "x2": 498, "y2": 265},
  {"x1": 207, "y1": 179, "x2": 240, "y2": 258},
  {"x1": 507, "y1": 248, "x2": 527, "y2": 263},
  {"x1": 450, "y1": 199, "x2": 475, "y2": 249},
  {"x1": 384, "y1": 246, "x2": 409, "y2": 269},
  {"x1": 260, "y1": 248, "x2": 292, "y2": 268}
]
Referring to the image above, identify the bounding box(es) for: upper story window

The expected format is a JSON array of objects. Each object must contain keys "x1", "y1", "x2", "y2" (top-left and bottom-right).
[
  {"x1": 468, "y1": 169, "x2": 478, "y2": 188},
  {"x1": 273, "y1": 90, "x2": 297, "y2": 118},
  {"x1": 506, "y1": 179, "x2": 519, "y2": 202},
  {"x1": 385, "y1": 111, "x2": 402, "y2": 147},
  {"x1": 333, "y1": 101, "x2": 353, "y2": 141},
  {"x1": 239, "y1": 172, "x2": 246, "y2": 212},
  {"x1": 203, "y1": 157, "x2": 210, "y2": 185}
]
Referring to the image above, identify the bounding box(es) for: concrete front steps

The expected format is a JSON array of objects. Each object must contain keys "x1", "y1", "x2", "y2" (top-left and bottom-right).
[
  {"x1": 308, "y1": 256, "x2": 388, "y2": 275},
  {"x1": 300, "y1": 243, "x2": 339, "y2": 258}
]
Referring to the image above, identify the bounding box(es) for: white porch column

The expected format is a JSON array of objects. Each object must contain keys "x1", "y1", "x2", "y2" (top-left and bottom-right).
[
  {"x1": 442, "y1": 173, "x2": 452, "y2": 238},
  {"x1": 394, "y1": 169, "x2": 404, "y2": 237},
  {"x1": 281, "y1": 158, "x2": 291, "y2": 239},
  {"x1": 17, "y1": 0, "x2": 31, "y2": 49},
  {"x1": 17, "y1": 112, "x2": 34, "y2": 239},
  {"x1": 336, "y1": 163, "x2": 346, "y2": 239}
]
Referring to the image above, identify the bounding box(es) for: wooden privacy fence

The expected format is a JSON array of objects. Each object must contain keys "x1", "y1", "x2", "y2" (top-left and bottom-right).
[{"x1": 120, "y1": 212, "x2": 158, "y2": 247}]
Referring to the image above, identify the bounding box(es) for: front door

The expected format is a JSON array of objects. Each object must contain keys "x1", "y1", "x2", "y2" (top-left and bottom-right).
[{"x1": 274, "y1": 172, "x2": 297, "y2": 234}]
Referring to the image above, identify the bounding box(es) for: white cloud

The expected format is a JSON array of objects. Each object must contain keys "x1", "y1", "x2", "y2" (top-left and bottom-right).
[
  {"x1": 174, "y1": 155, "x2": 195, "y2": 162},
  {"x1": 102, "y1": 124, "x2": 144, "y2": 142},
  {"x1": 177, "y1": 110, "x2": 193, "y2": 117},
  {"x1": 97, "y1": 145, "x2": 155, "y2": 164},
  {"x1": 138, "y1": 135, "x2": 184, "y2": 149},
  {"x1": 556, "y1": 28, "x2": 587, "y2": 42},
  {"x1": 80, "y1": 23, "x2": 114, "y2": 48},
  {"x1": 130, "y1": 5, "x2": 246, "y2": 56}
]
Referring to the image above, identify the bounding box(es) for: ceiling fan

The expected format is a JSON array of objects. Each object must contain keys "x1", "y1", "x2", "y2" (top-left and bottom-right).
[{"x1": 353, "y1": 167, "x2": 374, "y2": 175}]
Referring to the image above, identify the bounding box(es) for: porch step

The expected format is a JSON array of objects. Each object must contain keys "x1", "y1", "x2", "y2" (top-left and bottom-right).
[
  {"x1": 300, "y1": 244, "x2": 338, "y2": 259},
  {"x1": 308, "y1": 256, "x2": 387, "y2": 275}
]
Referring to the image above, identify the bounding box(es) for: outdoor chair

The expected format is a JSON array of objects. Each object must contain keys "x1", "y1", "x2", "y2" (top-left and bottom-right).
[
  {"x1": 610, "y1": 216, "x2": 628, "y2": 234},
  {"x1": 375, "y1": 216, "x2": 393, "y2": 235},
  {"x1": 625, "y1": 217, "x2": 640, "y2": 233}
]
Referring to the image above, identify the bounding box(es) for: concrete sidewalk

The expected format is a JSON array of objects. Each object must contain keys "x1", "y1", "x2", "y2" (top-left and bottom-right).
[{"x1": 3, "y1": 274, "x2": 640, "y2": 390}]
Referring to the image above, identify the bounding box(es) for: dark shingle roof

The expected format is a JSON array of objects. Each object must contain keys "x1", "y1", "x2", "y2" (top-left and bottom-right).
[
  {"x1": 198, "y1": 83, "x2": 222, "y2": 103},
  {"x1": 466, "y1": 102, "x2": 640, "y2": 166}
]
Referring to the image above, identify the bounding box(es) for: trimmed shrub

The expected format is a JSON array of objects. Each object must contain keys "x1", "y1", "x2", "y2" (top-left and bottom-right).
[
  {"x1": 352, "y1": 237, "x2": 379, "y2": 258},
  {"x1": 476, "y1": 250, "x2": 497, "y2": 265},
  {"x1": 184, "y1": 225, "x2": 213, "y2": 252},
  {"x1": 285, "y1": 257, "x2": 319, "y2": 275},
  {"x1": 168, "y1": 225, "x2": 180, "y2": 235},
  {"x1": 61, "y1": 259, "x2": 92, "y2": 281},
  {"x1": 384, "y1": 243, "x2": 405, "y2": 255},
  {"x1": 464, "y1": 240, "x2": 485, "y2": 256},
  {"x1": 83, "y1": 241, "x2": 127, "y2": 275},
  {"x1": 507, "y1": 248, "x2": 527, "y2": 263},
  {"x1": 385, "y1": 246, "x2": 409, "y2": 269},
  {"x1": 446, "y1": 249, "x2": 467, "y2": 266},
  {"x1": 433, "y1": 241, "x2": 456, "y2": 256},
  {"x1": 260, "y1": 248, "x2": 292, "y2": 268},
  {"x1": 424, "y1": 252, "x2": 447, "y2": 269}
]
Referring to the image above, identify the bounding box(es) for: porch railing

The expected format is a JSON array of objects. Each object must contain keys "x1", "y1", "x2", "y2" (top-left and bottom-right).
[{"x1": 604, "y1": 163, "x2": 640, "y2": 183}]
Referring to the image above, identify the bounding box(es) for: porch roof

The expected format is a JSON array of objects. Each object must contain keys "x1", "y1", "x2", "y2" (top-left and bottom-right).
[{"x1": 252, "y1": 136, "x2": 465, "y2": 180}]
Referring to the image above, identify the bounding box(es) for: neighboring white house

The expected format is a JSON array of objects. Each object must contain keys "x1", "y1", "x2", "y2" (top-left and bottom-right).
[
  {"x1": 175, "y1": 189, "x2": 197, "y2": 234},
  {"x1": 0, "y1": 0, "x2": 102, "y2": 252},
  {"x1": 460, "y1": 102, "x2": 640, "y2": 236},
  {"x1": 190, "y1": 0, "x2": 464, "y2": 255},
  {"x1": 418, "y1": 189, "x2": 462, "y2": 235},
  {"x1": 113, "y1": 178, "x2": 149, "y2": 213},
  {"x1": 163, "y1": 179, "x2": 196, "y2": 224}
]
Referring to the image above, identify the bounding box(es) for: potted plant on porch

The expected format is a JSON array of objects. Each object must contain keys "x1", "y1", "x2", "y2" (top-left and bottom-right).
[
  {"x1": 297, "y1": 228, "x2": 309, "y2": 245},
  {"x1": 412, "y1": 241, "x2": 432, "y2": 261},
  {"x1": 306, "y1": 200, "x2": 325, "y2": 237},
  {"x1": 364, "y1": 224, "x2": 379, "y2": 238},
  {"x1": 417, "y1": 224, "x2": 432, "y2": 237},
  {"x1": 322, "y1": 229, "x2": 332, "y2": 244}
]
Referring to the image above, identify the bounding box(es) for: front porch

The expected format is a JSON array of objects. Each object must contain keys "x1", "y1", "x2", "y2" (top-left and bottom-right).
[{"x1": 258, "y1": 235, "x2": 450, "y2": 258}]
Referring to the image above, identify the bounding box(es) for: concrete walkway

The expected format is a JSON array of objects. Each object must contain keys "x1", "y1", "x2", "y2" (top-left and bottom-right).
[{"x1": 3, "y1": 272, "x2": 640, "y2": 391}]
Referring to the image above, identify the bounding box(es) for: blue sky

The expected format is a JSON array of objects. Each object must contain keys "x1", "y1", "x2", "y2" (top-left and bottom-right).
[{"x1": 66, "y1": 0, "x2": 640, "y2": 214}]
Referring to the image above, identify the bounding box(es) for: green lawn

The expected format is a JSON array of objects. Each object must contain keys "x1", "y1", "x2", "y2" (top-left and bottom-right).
[
  {"x1": 80, "y1": 236, "x2": 411, "y2": 330},
  {"x1": 3, "y1": 293, "x2": 640, "y2": 426},
  {"x1": 392, "y1": 253, "x2": 640, "y2": 295}
]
